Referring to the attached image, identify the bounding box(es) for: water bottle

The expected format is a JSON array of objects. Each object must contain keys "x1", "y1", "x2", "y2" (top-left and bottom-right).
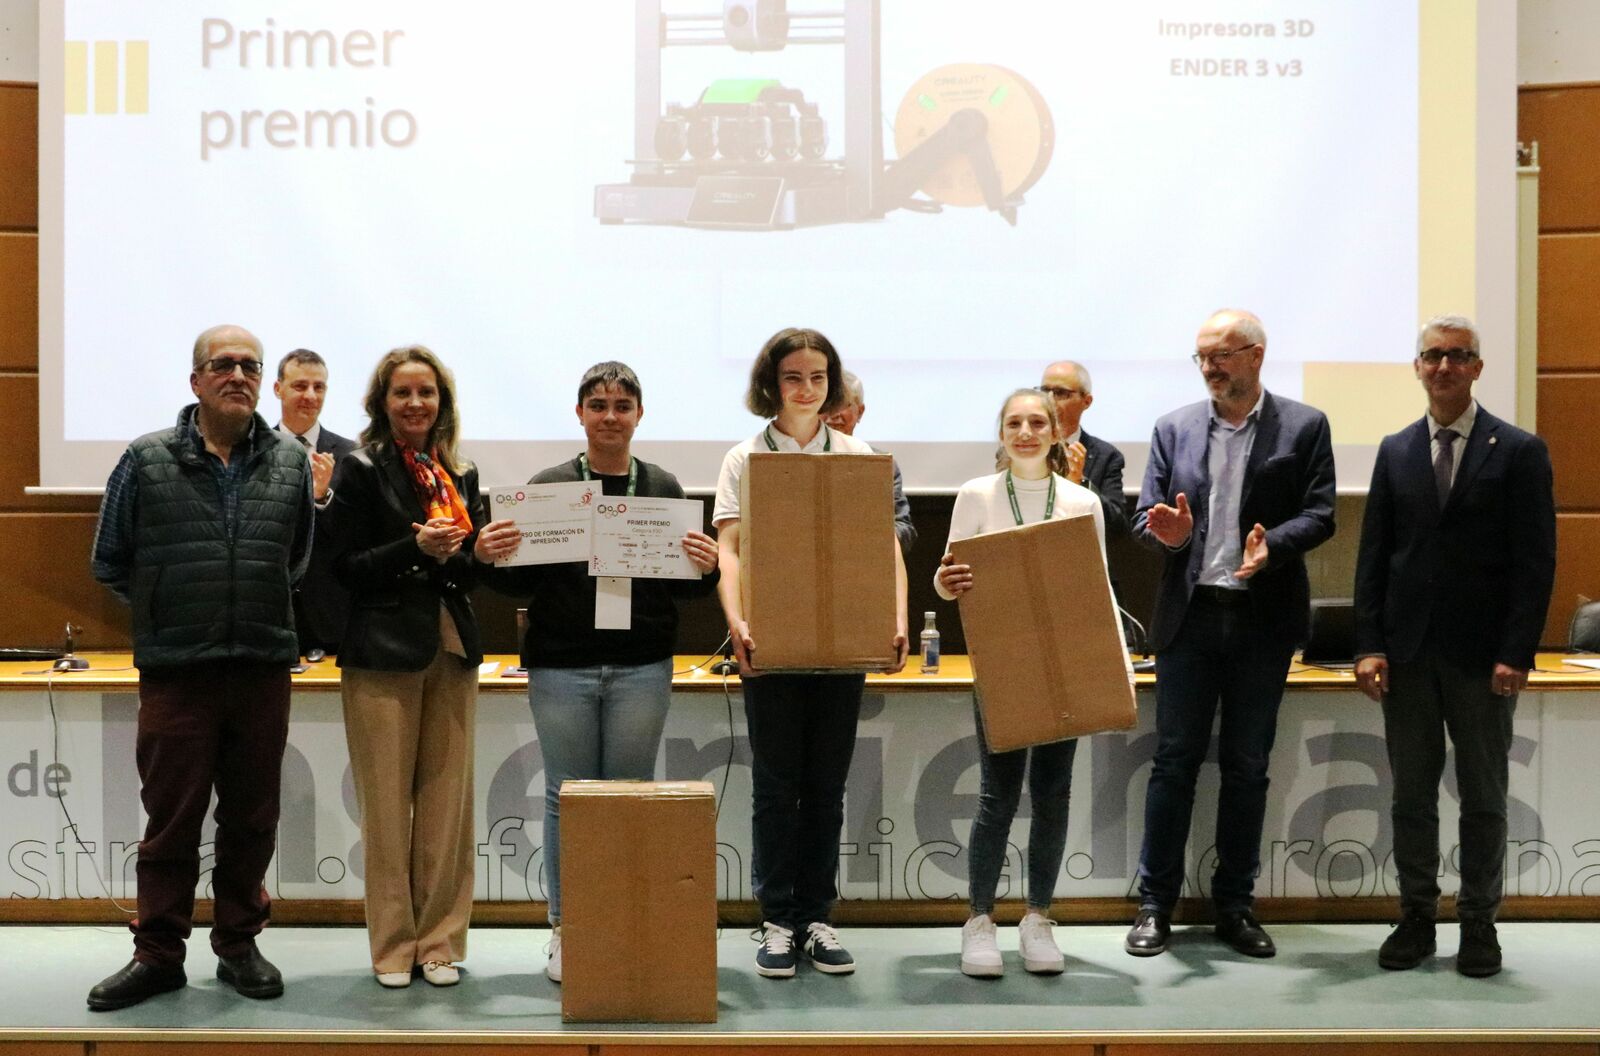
[{"x1": 919, "y1": 611, "x2": 941, "y2": 674}]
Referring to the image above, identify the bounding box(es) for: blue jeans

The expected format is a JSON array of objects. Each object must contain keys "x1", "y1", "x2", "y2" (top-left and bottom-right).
[
  {"x1": 1136, "y1": 592, "x2": 1295, "y2": 914},
  {"x1": 742, "y1": 672, "x2": 865, "y2": 930},
  {"x1": 528, "y1": 659, "x2": 673, "y2": 923},
  {"x1": 967, "y1": 702, "x2": 1078, "y2": 916}
]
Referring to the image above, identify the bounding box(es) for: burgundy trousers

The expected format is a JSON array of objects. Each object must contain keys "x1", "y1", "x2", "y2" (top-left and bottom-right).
[{"x1": 132, "y1": 660, "x2": 291, "y2": 966}]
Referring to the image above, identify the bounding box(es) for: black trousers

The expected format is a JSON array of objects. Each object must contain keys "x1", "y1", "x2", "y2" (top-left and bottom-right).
[
  {"x1": 742, "y1": 672, "x2": 865, "y2": 930},
  {"x1": 1383, "y1": 648, "x2": 1515, "y2": 921}
]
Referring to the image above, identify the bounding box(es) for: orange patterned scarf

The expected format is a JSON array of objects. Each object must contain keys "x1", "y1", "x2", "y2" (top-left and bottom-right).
[{"x1": 397, "y1": 442, "x2": 473, "y2": 533}]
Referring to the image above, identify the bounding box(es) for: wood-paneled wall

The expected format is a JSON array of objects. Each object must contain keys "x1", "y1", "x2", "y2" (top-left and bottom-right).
[
  {"x1": 0, "y1": 81, "x2": 1588, "y2": 652},
  {"x1": 1522, "y1": 83, "x2": 1600, "y2": 645},
  {"x1": 0, "y1": 83, "x2": 118, "y2": 652}
]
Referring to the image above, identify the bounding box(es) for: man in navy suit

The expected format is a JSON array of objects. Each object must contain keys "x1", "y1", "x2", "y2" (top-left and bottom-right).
[
  {"x1": 1354, "y1": 315, "x2": 1555, "y2": 978},
  {"x1": 273, "y1": 348, "x2": 356, "y2": 659},
  {"x1": 1040, "y1": 360, "x2": 1128, "y2": 538},
  {"x1": 1125, "y1": 309, "x2": 1336, "y2": 958}
]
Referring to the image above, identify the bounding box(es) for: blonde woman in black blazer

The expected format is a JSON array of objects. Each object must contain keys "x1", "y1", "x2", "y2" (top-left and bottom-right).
[{"x1": 325, "y1": 344, "x2": 517, "y2": 990}]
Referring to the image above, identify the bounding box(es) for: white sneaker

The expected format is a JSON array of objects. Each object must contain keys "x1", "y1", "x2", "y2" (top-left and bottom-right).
[
  {"x1": 753, "y1": 921, "x2": 798, "y2": 978},
  {"x1": 545, "y1": 926, "x2": 562, "y2": 984},
  {"x1": 420, "y1": 961, "x2": 459, "y2": 987},
  {"x1": 375, "y1": 970, "x2": 411, "y2": 989},
  {"x1": 1019, "y1": 911, "x2": 1064, "y2": 974},
  {"x1": 802, "y1": 921, "x2": 855, "y2": 974},
  {"x1": 960, "y1": 914, "x2": 1003, "y2": 977}
]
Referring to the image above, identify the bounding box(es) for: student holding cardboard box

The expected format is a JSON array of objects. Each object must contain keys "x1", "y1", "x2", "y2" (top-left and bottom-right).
[
  {"x1": 713, "y1": 328, "x2": 910, "y2": 980},
  {"x1": 936, "y1": 388, "x2": 1126, "y2": 978},
  {"x1": 484, "y1": 362, "x2": 720, "y2": 984}
]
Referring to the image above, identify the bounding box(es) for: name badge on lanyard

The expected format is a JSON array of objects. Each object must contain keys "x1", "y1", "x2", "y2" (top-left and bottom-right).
[
  {"x1": 594, "y1": 576, "x2": 632, "y2": 630},
  {"x1": 582, "y1": 453, "x2": 638, "y2": 630}
]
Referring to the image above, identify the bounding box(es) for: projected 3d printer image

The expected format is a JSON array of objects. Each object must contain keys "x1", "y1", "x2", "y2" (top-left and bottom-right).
[{"x1": 594, "y1": 1, "x2": 1053, "y2": 230}]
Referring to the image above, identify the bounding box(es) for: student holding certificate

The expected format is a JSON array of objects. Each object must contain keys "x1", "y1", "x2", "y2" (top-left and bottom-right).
[
  {"x1": 712, "y1": 328, "x2": 910, "y2": 980},
  {"x1": 935, "y1": 388, "x2": 1124, "y2": 978},
  {"x1": 485, "y1": 361, "x2": 719, "y2": 983}
]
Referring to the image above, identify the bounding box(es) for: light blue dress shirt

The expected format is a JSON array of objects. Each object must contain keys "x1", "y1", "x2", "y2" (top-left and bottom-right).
[{"x1": 1198, "y1": 390, "x2": 1265, "y2": 590}]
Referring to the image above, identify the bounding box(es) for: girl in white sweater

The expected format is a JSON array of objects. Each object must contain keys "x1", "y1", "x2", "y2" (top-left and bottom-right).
[{"x1": 936, "y1": 388, "x2": 1124, "y2": 977}]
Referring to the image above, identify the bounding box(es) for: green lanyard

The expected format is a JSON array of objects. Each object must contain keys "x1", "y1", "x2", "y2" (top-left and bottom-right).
[
  {"x1": 579, "y1": 453, "x2": 638, "y2": 497},
  {"x1": 764, "y1": 423, "x2": 831, "y2": 452},
  {"x1": 1005, "y1": 469, "x2": 1055, "y2": 526}
]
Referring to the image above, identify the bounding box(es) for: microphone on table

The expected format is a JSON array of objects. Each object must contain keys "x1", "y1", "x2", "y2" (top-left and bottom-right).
[{"x1": 1119, "y1": 607, "x2": 1156, "y2": 674}]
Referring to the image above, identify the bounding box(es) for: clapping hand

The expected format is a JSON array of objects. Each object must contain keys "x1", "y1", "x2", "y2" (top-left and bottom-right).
[
  {"x1": 412, "y1": 517, "x2": 467, "y2": 562},
  {"x1": 309, "y1": 451, "x2": 335, "y2": 500},
  {"x1": 1235, "y1": 523, "x2": 1268, "y2": 580},
  {"x1": 1064, "y1": 440, "x2": 1088, "y2": 483},
  {"x1": 1145, "y1": 493, "x2": 1193, "y2": 547}
]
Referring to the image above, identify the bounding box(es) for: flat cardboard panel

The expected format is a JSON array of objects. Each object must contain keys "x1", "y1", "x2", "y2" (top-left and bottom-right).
[
  {"x1": 1520, "y1": 85, "x2": 1600, "y2": 232},
  {"x1": 1538, "y1": 234, "x2": 1600, "y2": 370},
  {"x1": 560, "y1": 780, "x2": 717, "y2": 1023},
  {"x1": 739, "y1": 452, "x2": 897, "y2": 670},
  {"x1": 951, "y1": 514, "x2": 1135, "y2": 752}
]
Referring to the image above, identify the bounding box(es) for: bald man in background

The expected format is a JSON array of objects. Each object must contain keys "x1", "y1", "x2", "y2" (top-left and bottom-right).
[
  {"x1": 1040, "y1": 360, "x2": 1128, "y2": 538},
  {"x1": 825, "y1": 370, "x2": 917, "y2": 558}
]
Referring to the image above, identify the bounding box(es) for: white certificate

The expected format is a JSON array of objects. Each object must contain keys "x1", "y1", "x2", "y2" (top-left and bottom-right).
[
  {"x1": 587, "y1": 496, "x2": 704, "y2": 581},
  {"x1": 489, "y1": 481, "x2": 597, "y2": 566}
]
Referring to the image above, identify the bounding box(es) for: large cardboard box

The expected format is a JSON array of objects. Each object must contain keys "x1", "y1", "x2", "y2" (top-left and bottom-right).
[
  {"x1": 950, "y1": 514, "x2": 1136, "y2": 752},
  {"x1": 560, "y1": 780, "x2": 718, "y2": 1023},
  {"x1": 739, "y1": 452, "x2": 898, "y2": 670}
]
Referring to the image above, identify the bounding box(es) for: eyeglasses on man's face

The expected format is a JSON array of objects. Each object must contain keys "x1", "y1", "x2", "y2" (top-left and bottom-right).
[
  {"x1": 1191, "y1": 343, "x2": 1258, "y2": 367},
  {"x1": 1041, "y1": 384, "x2": 1087, "y2": 401},
  {"x1": 201, "y1": 356, "x2": 264, "y2": 379},
  {"x1": 1417, "y1": 346, "x2": 1478, "y2": 367}
]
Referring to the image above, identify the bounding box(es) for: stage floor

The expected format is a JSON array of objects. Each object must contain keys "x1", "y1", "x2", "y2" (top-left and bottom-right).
[{"x1": 4, "y1": 922, "x2": 1600, "y2": 1043}]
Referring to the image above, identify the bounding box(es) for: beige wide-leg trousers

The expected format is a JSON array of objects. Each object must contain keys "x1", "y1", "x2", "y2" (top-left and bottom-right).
[{"x1": 342, "y1": 644, "x2": 477, "y2": 974}]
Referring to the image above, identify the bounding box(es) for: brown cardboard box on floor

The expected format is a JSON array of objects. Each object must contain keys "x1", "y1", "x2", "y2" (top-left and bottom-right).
[
  {"x1": 739, "y1": 451, "x2": 898, "y2": 670},
  {"x1": 950, "y1": 513, "x2": 1136, "y2": 752},
  {"x1": 560, "y1": 780, "x2": 717, "y2": 1023}
]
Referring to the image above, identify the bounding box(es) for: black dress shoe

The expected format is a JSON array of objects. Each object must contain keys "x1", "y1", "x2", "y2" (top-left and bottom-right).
[
  {"x1": 1124, "y1": 908, "x2": 1171, "y2": 956},
  {"x1": 216, "y1": 946, "x2": 285, "y2": 999},
  {"x1": 87, "y1": 958, "x2": 187, "y2": 1011},
  {"x1": 1215, "y1": 910, "x2": 1276, "y2": 957},
  {"x1": 1456, "y1": 919, "x2": 1502, "y2": 978},
  {"x1": 1378, "y1": 913, "x2": 1436, "y2": 970}
]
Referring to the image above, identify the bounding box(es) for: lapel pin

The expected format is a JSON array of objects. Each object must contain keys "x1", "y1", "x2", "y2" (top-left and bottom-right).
[{"x1": 1489, "y1": 436, "x2": 1497, "y2": 445}]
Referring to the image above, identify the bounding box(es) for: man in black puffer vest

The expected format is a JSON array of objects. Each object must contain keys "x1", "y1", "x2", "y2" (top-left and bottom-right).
[{"x1": 87, "y1": 324, "x2": 314, "y2": 1012}]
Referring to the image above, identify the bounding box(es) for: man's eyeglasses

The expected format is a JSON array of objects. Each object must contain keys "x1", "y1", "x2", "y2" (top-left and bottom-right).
[
  {"x1": 201, "y1": 356, "x2": 264, "y2": 378},
  {"x1": 1417, "y1": 347, "x2": 1478, "y2": 367},
  {"x1": 1041, "y1": 385, "x2": 1087, "y2": 400},
  {"x1": 1191, "y1": 343, "x2": 1258, "y2": 367}
]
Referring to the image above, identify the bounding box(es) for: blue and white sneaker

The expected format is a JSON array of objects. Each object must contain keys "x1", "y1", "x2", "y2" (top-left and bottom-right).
[
  {"x1": 754, "y1": 921, "x2": 797, "y2": 978},
  {"x1": 803, "y1": 922, "x2": 855, "y2": 974}
]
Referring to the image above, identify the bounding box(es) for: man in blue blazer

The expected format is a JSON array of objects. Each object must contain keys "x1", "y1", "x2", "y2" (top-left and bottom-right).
[
  {"x1": 1354, "y1": 315, "x2": 1556, "y2": 978},
  {"x1": 1126, "y1": 309, "x2": 1336, "y2": 958}
]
